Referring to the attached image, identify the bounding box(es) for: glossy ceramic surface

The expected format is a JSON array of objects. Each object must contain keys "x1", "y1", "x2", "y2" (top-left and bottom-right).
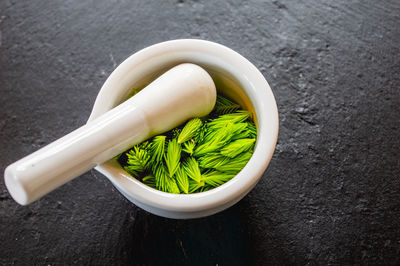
[{"x1": 91, "y1": 39, "x2": 279, "y2": 219}]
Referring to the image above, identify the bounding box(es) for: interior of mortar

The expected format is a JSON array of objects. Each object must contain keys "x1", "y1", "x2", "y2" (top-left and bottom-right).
[{"x1": 105, "y1": 62, "x2": 258, "y2": 189}]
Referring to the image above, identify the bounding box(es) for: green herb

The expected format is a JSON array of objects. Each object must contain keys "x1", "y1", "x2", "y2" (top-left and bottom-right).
[
  {"x1": 150, "y1": 136, "x2": 166, "y2": 163},
  {"x1": 183, "y1": 157, "x2": 202, "y2": 183},
  {"x1": 177, "y1": 118, "x2": 202, "y2": 144},
  {"x1": 164, "y1": 139, "x2": 181, "y2": 177},
  {"x1": 194, "y1": 123, "x2": 233, "y2": 156},
  {"x1": 230, "y1": 122, "x2": 256, "y2": 141},
  {"x1": 246, "y1": 123, "x2": 257, "y2": 138},
  {"x1": 214, "y1": 151, "x2": 253, "y2": 173},
  {"x1": 142, "y1": 175, "x2": 156, "y2": 188},
  {"x1": 182, "y1": 141, "x2": 196, "y2": 155},
  {"x1": 207, "y1": 110, "x2": 251, "y2": 129},
  {"x1": 175, "y1": 167, "x2": 189, "y2": 194},
  {"x1": 220, "y1": 138, "x2": 256, "y2": 158},
  {"x1": 193, "y1": 123, "x2": 208, "y2": 144},
  {"x1": 188, "y1": 179, "x2": 205, "y2": 193},
  {"x1": 123, "y1": 146, "x2": 150, "y2": 178},
  {"x1": 197, "y1": 153, "x2": 228, "y2": 169},
  {"x1": 167, "y1": 178, "x2": 180, "y2": 194},
  {"x1": 214, "y1": 94, "x2": 241, "y2": 114},
  {"x1": 202, "y1": 170, "x2": 235, "y2": 187},
  {"x1": 118, "y1": 94, "x2": 257, "y2": 194},
  {"x1": 154, "y1": 165, "x2": 168, "y2": 192}
]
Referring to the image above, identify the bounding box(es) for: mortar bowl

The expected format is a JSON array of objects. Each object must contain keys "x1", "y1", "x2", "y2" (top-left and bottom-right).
[{"x1": 89, "y1": 39, "x2": 279, "y2": 219}]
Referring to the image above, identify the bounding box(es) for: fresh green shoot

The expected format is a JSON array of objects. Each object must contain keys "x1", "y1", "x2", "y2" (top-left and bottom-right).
[
  {"x1": 182, "y1": 141, "x2": 196, "y2": 155},
  {"x1": 150, "y1": 136, "x2": 166, "y2": 163},
  {"x1": 154, "y1": 165, "x2": 168, "y2": 192},
  {"x1": 229, "y1": 123, "x2": 248, "y2": 140},
  {"x1": 201, "y1": 121, "x2": 247, "y2": 144},
  {"x1": 164, "y1": 139, "x2": 181, "y2": 177},
  {"x1": 175, "y1": 167, "x2": 189, "y2": 194},
  {"x1": 193, "y1": 123, "x2": 208, "y2": 144},
  {"x1": 188, "y1": 179, "x2": 205, "y2": 193},
  {"x1": 194, "y1": 123, "x2": 233, "y2": 156},
  {"x1": 214, "y1": 152, "x2": 253, "y2": 173},
  {"x1": 167, "y1": 178, "x2": 180, "y2": 194},
  {"x1": 138, "y1": 140, "x2": 151, "y2": 151},
  {"x1": 183, "y1": 157, "x2": 202, "y2": 183},
  {"x1": 197, "y1": 153, "x2": 229, "y2": 169},
  {"x1": 246, "y1": 122, "x2": 257, "y2": 138},
  {"x1": 220, "y1": 138, "x2": 256, "y2": 158},
  {"x1": 214, "y1": 94, "x2": 240, "y2": 114},
  {"x1": 142, "y1": 175, "x2": 156, "y2": 188},
  {"x1": 177, "y1": 118, "x2": 202, "y2": 144},
  {"x1": 199, "y1": 185, "x2": 213, "y2": 192},
  {"x1": 123, "y1": 146, "x2": 150, "y2": 178},
  {"x1": 207, "y1": 111, "x2": 251, "y2": 129},
  {"x1": 202, "y1": 170, "x2": 235, "y2": 187},
  {"x1": 230, "y1": 122, "x2": 256, "y2": 141}
]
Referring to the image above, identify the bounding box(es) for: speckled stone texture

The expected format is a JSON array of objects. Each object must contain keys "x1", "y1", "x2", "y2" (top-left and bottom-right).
[{"x1": 1, "y1": 0, "x2": 399, "y2": 265}]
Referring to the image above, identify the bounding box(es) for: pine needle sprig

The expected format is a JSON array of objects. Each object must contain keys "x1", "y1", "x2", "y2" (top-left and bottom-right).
[
  {"x1": 183, "y1": 157, "x2": 202, "y2": 183},
  {"x1": 138, "y1": 141, "x2": 151, "y2": 151},
  {"x1": 197, "y1": 153, "x2": 229, "y2": 169},
  {"x1": 199, "y1": 184, "x2": 213, "y2": 192},
  {"x1": 193, "y1": 123, "x2": 208, "y2": 144},
  {"x1": 167, "y1": 178, "x2": 180, "y2": 194},
  {"x1": 201, "y1": 170, "x2": 235, "y2": 187},
  {"x1": 220, "y1": 138, "x2": 256, "y2": 158},
  {"x1": 214, "y1": 151, "x2": 253, "y2": 173},
  {"x1": 207, "y1": 111, "x2": 251, "y2": 129},
  {"x1": 246, "y1": 123, "x2": 257, "y2": 138},
  {"x1": 229, "y1": 122, "x2": 248, "y2": 139},
  {"x1": 175, "y1": 166, "x2": 189, "y2": 194},
  {"x1": 203, "y1": 122, "x2": 248, "y2": 144},
  {"x1": 142, "y1": 175, "x2": 156, "y2": 188},
  {"x1": 182, "y1": 141, "x2": 196, "y2": 155},
  {"x1": 178, "y1": 118, "x2": 203, "y2": 144},
  {"x1": 124, "y1": 146, "x2": 150, "y2": 177},
  {"x1": 188, "y1": 179, "x2": 205, "y2": 193},
  {"x1": 153, "y1": 165, "x2": 180, "y2": 193},
  {"x1": 230, "y1": 122, "x2": 257, "y2": 141},
  {"x1": 164, "y1": 139, "x2": 181, "y2": 177},
  {"x1": 154, "y1": 165, "x2": 169, "y2": 192},
  {"x1": 194, "y1": 124, "x2": 233, "y2": 156},
  {"x1": 150, "y1": 135, "x2": 166, "y2": 163},
  {"x1": 214, "y1": 95, "x2": 240, "y2": 114}
]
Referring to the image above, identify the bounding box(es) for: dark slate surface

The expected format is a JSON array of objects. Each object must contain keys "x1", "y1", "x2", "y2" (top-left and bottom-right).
[{"x1": 1, "y1": 0, "x2": 399, "y2": 265}]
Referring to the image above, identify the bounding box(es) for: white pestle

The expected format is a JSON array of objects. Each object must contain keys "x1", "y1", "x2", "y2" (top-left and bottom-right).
[{"x1": 4, "y1": 63, "x2": 217, "y2": 205}]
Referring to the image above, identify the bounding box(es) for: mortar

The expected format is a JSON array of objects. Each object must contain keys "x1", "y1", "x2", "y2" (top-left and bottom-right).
[{"x1": 90, "y1": 39, "x2": 279, "y2": 218}]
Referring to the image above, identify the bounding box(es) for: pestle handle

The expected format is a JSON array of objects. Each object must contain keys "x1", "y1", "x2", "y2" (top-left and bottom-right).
[{"x1": 4, "y1": 63, "x2": 216, "y2": 205}]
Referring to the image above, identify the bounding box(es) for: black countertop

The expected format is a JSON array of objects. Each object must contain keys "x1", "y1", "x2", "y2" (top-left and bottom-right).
[{"x1": 1, "y1": 0, "x2": 399, "y2": 265}]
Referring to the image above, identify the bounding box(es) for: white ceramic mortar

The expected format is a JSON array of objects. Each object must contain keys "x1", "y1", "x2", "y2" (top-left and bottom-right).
[{"x1": 89, "y1": 39, "x2": 279, "y2": 219}]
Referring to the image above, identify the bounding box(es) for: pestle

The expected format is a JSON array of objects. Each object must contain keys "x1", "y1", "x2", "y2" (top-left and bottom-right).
[{"x1": 4, "y1": 63, "x2": 217, "y2": 205}]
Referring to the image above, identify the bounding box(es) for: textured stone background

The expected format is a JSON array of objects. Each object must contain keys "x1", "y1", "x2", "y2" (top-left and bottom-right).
[{"x1": 1, "y1": 0, "x2": 399, "y2": 265}]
